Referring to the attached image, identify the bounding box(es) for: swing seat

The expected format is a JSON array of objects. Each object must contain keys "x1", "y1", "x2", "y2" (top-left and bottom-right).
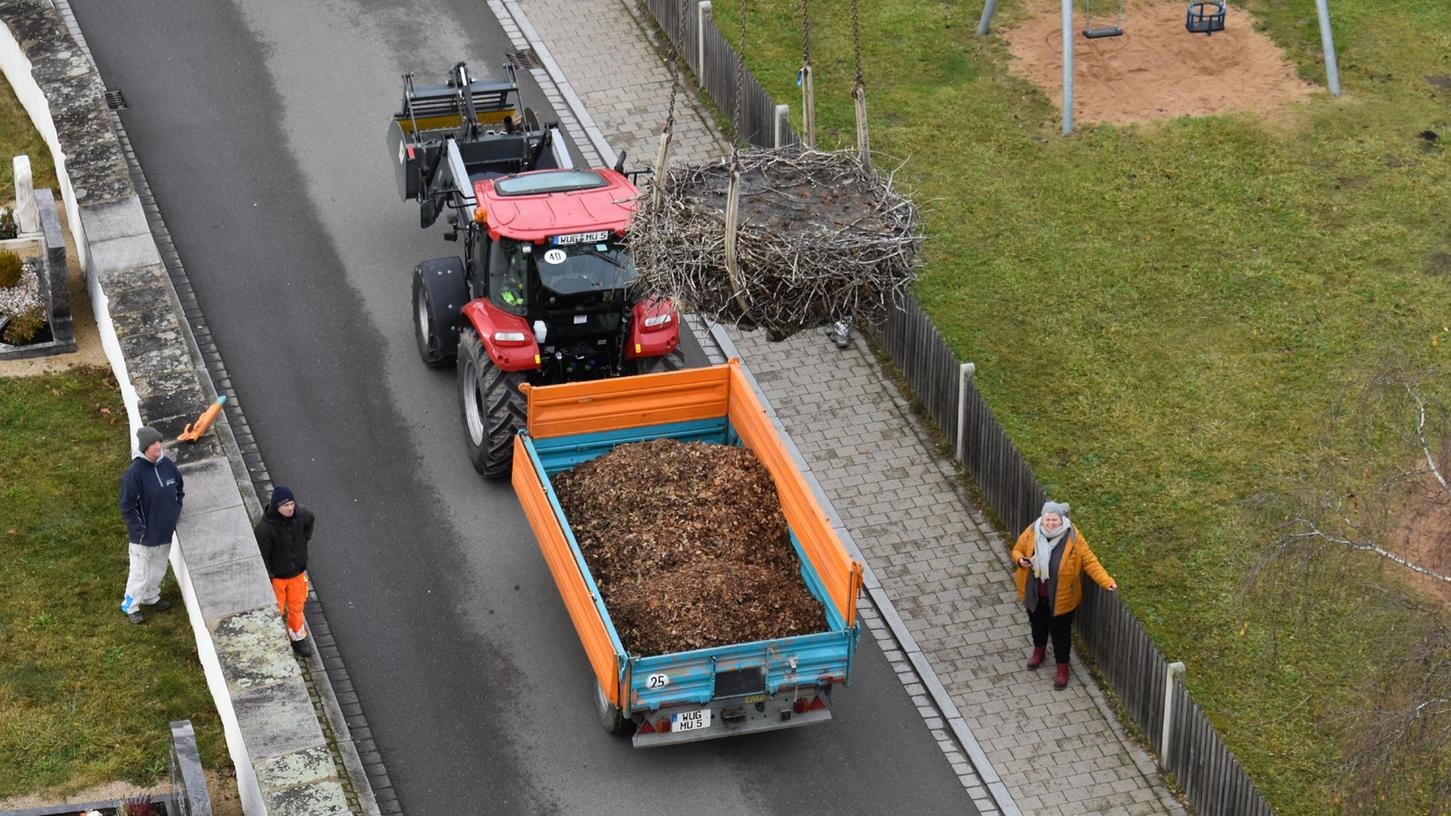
[
  {"x1": 1082, "y1": 25, "x2": 1124, "y2": 39},
  {"x1": 1185, "y1": 1, "x2": 1226, "y2": 35}
]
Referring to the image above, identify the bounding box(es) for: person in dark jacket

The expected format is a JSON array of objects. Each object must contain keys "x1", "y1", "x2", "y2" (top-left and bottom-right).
[
  {"x1": 118, "y1": 425, "x2": 185, "y2": 624},
  {"x1": 254, "y1": 485, "x2": 316, "y2": 656}
]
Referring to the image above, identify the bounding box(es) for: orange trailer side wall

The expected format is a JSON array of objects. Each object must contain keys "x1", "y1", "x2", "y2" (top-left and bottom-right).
[
  {"x1": 724, "y1": 364, "x2": 862, "y2": 627},
  {"x1": 516, "y1": 361, "x2": 862, "y2": 681},
  {"x1": 512, "y1": 435, "x2": 623, "y2": 707}
]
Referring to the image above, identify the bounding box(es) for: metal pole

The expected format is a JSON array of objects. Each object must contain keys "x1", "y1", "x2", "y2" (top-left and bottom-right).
[
  {"x1": 956, "y1": 362, "x2": 976, "y2": 463},
  {"x1": 1061, "y1": 0, "x2": 1074, "y2": 134},
  {"x1": 1161, "y1": 661, "x2": 1186, "y2": 755},
  {"x1": 1314, "y1": 0, "x2": 1341, "y2": 97},
  {"x1": 977, "y1": 0, "x2": 999, "y2": 35}
]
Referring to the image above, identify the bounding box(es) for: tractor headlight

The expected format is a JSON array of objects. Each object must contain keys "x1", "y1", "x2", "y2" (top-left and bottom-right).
[
  {"x1": 493, "y1": 331, "x2": 529, "y2": 345},
  {"x1": 643, "y1": 312, "x2": 673, "y2": 329}
]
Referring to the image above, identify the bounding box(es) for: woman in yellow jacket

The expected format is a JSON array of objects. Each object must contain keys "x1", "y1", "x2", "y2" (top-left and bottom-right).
[{"x1": 1012, "y1": 501, "x2": 1117, "y2": 689}]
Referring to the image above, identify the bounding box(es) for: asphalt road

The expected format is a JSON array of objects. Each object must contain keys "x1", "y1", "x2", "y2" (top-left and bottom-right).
[{"x1": 69, "y1": 0, "x2": 978, "y2": 812}]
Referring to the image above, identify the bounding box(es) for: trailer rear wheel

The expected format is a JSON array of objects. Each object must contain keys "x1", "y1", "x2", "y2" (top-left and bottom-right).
[
  {"x1": 594, "y1": 678, "x2": 631, "y2": 735},
  {"x1": 457, "y1": 327, "x2": 526, "y2": 479}
]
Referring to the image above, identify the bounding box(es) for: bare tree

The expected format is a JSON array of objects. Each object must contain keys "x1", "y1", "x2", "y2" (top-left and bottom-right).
[{"x1": 1249, "y1": 366, "x2": 1451, "y2": 814}]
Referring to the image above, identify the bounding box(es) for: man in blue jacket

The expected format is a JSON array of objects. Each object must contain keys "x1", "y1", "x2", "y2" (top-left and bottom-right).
[{"x1": 119, "y1": 425, "x2": 185, "y2": 624}]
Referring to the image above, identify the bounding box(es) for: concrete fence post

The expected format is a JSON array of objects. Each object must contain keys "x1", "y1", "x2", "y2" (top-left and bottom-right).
[
  {"x1": 773, "y1": 104, "x2": 789, "y2": 147},
  {"x1": 697, "y1": 1, "x2": 711, "y2": 89},
  {"x1": 956, "y1": 362, "x2": 976, "y2": 463},
  {"x1": 1161, "y1": 661, "x2": 1186, "y2": 756}
]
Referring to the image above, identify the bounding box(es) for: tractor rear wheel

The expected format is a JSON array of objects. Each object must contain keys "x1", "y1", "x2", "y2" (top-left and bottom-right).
[
  {"x1": 632, "y1": 347, "x2": 686, "y2": 376},
  {"x1": 457, "y1": 327, "x2": 526, "y2": 479},
  {"x1": 413, "y1": 273, "x2": 450, "y2": 367}
]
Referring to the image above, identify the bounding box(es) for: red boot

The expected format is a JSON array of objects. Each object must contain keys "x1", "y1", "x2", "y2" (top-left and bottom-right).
[
  {"x1": 1054, "y1": 663, "x2": 1070, "y2": 690},
  {"x1": 1027, "y1": 646, "x2": 1046, "y2": 670}
]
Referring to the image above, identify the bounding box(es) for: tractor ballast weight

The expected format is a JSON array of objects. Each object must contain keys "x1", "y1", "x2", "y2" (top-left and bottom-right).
[{"x1": 393, "y1": 62, "x2": 683, "y2": 480}]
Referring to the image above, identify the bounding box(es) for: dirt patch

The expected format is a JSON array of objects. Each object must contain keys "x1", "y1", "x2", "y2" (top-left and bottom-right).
[
  {"x1": 1425, "y1": 251, "x2": 1451, "y2": 277},
  {"x1": 1395, "y1": 475, "x2": 1451, "y2": 608},
  {"x1": 1002, "y1": 0, "x2": 1318, "y2": 126},
  {"x1": 553, "y1": 439, "x2": 825, "y2": 656}
]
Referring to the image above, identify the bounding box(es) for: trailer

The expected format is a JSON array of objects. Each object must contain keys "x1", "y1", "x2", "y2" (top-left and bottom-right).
[{"x1": 512, "y1": 362, "x2": 863, "y2": 746}]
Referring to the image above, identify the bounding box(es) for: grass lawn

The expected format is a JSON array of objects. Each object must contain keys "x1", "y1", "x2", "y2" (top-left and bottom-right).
[
  {"x1": 0, "y1": 74, "x2": 56, "y2": 196},
  {"x1": 0, "y1": 368, "x2": 228, "y2": 797},
  {"x1": 703, "y1": 0, "x2": 1451, "y2": 811}
]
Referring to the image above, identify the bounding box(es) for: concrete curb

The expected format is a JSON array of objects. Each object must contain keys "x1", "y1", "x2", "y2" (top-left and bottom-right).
[{"x1": 706, "y1": 325, "x2": 1021, "y2": 816}]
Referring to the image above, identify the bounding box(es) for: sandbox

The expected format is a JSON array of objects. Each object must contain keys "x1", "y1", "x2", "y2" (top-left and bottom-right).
[{"x1": 1002, "y1": 0, "x2": 1318, "y2": 126}]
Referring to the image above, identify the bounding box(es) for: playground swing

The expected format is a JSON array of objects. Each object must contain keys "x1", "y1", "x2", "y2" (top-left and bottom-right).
[
  {"x1": 1082, "y1": 0, "x2": 1125, "y2": 39},
  {"x1": 1185, "y1": 0, "x2": 1227, "y2": 35}
]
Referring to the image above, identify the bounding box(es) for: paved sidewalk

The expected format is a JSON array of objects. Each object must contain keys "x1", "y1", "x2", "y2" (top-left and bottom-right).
[
  {"x1": 728, "y1": 329, "x2": 1184, "y2": 816},
  {"x1": 495, "y1": 1, "x2": 1184, "y2": 813}
]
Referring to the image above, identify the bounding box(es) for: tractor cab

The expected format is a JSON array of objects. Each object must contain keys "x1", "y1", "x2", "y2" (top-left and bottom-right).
[{"x1": 456, "y1": 168, "x2": 675, "y2": 383}]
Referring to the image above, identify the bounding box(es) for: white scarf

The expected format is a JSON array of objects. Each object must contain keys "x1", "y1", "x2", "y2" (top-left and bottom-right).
[{"x1": 1031, "y1": 516, "x2": 1072, "y2": 582}]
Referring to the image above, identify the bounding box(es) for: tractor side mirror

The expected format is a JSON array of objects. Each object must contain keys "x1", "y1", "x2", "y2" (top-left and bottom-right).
[{"x1": 614, "y1": 150, "x2": 627, "y2": 174}]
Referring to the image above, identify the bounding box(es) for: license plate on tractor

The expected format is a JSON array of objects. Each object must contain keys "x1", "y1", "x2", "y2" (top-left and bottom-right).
[{"x1": 672, "y1": 708, "x2": 712, "y2": 732}]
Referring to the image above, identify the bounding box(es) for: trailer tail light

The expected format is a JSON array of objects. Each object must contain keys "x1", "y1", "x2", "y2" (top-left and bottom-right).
[
  {"x1": 638, "y1": 719, "x2": 655, "y2": 734},
  {"x1": 792, "y1": 698, "x2": 808, "y2": 714},
  {"x1": 656, "y1": 719, "x2": 672, "y2": 733},
  {"x1": 493, "y1": 331, "x2": 528, "y2": 346}
]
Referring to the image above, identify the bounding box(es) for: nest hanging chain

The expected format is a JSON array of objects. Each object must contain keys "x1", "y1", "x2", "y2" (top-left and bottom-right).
[{"x1": 650, "y1": 0, "x2": 691, "y2": 212}]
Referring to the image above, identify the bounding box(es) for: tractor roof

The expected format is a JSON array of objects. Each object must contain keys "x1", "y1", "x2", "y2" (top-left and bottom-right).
[{"x1": 476, "y1": 168, "x2": 638, "y2": 242}]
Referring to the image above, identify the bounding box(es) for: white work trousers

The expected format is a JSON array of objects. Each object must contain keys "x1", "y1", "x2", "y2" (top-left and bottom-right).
[{"x1": 121, "y1": 539, "x2": 173, "y2": 614}]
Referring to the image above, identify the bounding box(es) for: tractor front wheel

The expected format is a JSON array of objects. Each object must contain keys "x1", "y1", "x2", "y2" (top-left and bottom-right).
[
  {"x1": 413, "y1": 273, "x2": 450, "y2": 368},
  {"x1": 457, "y1": 327, "x2": 526, "y2": 479}
]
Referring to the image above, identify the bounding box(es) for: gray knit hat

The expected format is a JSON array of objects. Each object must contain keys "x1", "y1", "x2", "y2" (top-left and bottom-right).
[
  {"x1": 1042, "y1": 500, "x2": 1071, "y2": 517},
  {"x1": 136, "y1": 425, "x2": 164, "y2": 453}
]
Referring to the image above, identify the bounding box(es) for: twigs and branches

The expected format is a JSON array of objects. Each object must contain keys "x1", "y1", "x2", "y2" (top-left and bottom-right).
[
  {"x1": 632, "y1": 146, "x2": 922, "y2": 340},
  {"x1": 1247, "y1": 364, "x2": 1451, "y2": 812}
]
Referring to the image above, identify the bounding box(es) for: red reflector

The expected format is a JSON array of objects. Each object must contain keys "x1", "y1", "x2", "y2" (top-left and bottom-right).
[
  {"x1": 792, "y1": 699, "x2": 808, "y2": 714},
  {"x1": 809, "y1": 696, "x2": 827, "y2": 711},
  {"x1": 406, "y1": 145, "x2": 415, "y2": 159},
  {"x1": 638, "y1": 719, "x2": 655, "y2": 733}
]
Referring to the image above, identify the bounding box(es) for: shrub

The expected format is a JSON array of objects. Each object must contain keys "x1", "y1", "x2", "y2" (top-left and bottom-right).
[
  {"x1": 0, "y1": 207, "x2": 16, "y2": 240},
  {"x1": 2, "y1": 305, "x2": 45, "y2": 345},
  {"x1": 0, "y1": 249, "x2": 20, "y2": 288}
]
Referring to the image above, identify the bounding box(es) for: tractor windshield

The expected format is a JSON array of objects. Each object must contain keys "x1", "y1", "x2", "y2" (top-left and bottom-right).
[{"x1": 532, "y1": 240, "x2": 638, "y2": 296}]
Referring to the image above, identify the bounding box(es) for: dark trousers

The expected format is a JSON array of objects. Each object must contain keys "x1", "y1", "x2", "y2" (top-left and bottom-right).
[{"x1": 1028, "y1": 603, "x2": 1074, "y2": 665}]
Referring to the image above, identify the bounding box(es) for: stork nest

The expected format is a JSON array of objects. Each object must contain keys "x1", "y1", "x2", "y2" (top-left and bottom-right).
[{"x1": 631, "y1": 147, "x2": 923, "y2": 340}]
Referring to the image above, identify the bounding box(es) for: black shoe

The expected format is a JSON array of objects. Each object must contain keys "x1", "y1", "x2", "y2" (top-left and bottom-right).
[
  {"x1": 126, "y1": 611, "x2": 145, "y2": 625},
  {"x1": 291, "y1": 637, "x2": 313, "y2": 657},
  {"x1": 147, "y1": 599, "x2": 172, "y2": 612}
]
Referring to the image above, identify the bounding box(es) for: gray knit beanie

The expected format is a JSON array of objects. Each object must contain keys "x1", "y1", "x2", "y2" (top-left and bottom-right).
[
  {"x1": 136, "y1": 425, "x2": 164, "y2": 453},
  {"x1": 1042, "y1": 500, "x2": 1071, "y2": 518}
]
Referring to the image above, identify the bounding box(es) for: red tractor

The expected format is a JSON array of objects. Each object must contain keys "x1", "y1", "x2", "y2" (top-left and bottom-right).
[{"x1": 390, "y1": 63, "x2": 682, "y2": 477}]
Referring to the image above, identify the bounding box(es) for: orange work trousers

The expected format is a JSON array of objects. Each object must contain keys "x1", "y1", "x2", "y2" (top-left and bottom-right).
[{"x1": 271, "y1": 573, "x2": 308, "y2": 641}]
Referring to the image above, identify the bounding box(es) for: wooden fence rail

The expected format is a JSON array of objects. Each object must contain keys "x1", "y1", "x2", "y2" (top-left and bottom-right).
[{"x1": 641, "y1": 2, "x2": 1272, "y2": 813}]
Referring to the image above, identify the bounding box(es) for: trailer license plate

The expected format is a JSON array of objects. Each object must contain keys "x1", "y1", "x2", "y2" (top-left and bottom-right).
[{"x1": 672, "y1": 708, "x2": 712, "y2": 732}]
